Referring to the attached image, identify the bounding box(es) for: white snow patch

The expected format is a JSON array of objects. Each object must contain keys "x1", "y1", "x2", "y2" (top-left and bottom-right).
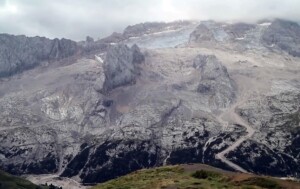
[
  {"x1": 259, "y1": 22, "x2": 271, "y2": 26},
  {"x1": 95, "y1": 55, "x2": 103, "y2": 63},
  {"x1": 140, "y1": 29, "x2": 178, "y2": 37},
  {"x1": 280, "y1": 177, "x2": 300, "y2": 181},
  {"x1": 128, "y1": 36, "x2": 139, "y2": 39}
]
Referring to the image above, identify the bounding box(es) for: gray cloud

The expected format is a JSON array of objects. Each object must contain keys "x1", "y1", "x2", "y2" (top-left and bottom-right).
[{"x1": 0, "y1": 0, "x2": 300, "y2": 41}]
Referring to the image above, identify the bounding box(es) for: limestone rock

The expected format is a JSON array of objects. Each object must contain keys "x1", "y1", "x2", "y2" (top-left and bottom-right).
[
  {"x1": 193, "y1": 55, "x2": 236, "y2": 109},
  {"x1": 103, "y1": 44, "x2": 144, "y2": 92},
  {"x1": 0, "y1": 34, "x2": 78, "y2": 77},
  {"x1": 261, "y1": 19, "x2": 300, "y2": 57}
]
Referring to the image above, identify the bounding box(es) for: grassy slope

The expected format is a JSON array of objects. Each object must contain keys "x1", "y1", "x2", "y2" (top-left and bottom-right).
[
  {"x1": 0, "y1": 170, "x2": 48, "y2": 189},
  {"x1": 92, "y1": 164, "x2": 300, "y2": 189}
]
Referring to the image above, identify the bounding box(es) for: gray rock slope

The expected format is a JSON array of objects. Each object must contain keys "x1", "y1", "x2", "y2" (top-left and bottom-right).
[
  {"x1": 123, "y1": 21, "x2": 191, "y2": 38},
  {"x1": 227, "y1": 86, "x2": 300, "y2": 177},
  {"x1": 0, "y1": 19, "x2": 300, "y2": 186},
  {"x1": 189, "y1": 19, "x2": 300, "y2": 57},
  {"x1": 0, "y1": 33, "x2": 112, "y2": 78},
  {"x1": 0, "y1": 34, "x2": 78, "y2": 77},
  {"x1": 101, "y1": 20, "x2": 192, "y2": 43},
  {"x1": 100, "y1": 21, "x2": 197, "y2": 49},
  {"x1": 262, "y1": 19, "x2": 300, "y2": 57}
]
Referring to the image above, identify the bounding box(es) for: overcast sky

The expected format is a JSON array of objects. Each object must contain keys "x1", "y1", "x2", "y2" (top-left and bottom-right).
[{"x1": 0, "y1": 0, "x2": 299, "y2": 41}]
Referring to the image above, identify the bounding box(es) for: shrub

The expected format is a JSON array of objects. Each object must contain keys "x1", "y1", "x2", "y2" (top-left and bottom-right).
[
  {"x1": 191, "y1": 170, "x2": 220, "y2": 179},
  {"x1": 243, "y1": 177, "x2": 281, "y2": 189}
]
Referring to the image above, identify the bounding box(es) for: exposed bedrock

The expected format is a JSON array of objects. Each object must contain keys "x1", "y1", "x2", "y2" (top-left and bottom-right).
[
  {"x1": 261, "y1": 19, "x2": 300, "y2": 57},
  {"x1": 193, "y1": 54, "x2": 236, "y2": 109},
  {"x1": 0, "y1": 34, "x2": 78, "y2": 77},
  {"x1": 102, "y1": 44, "x2": 144, "y2": 92}
]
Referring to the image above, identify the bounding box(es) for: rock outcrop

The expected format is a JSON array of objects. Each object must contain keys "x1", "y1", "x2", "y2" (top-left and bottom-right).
[
  {"x1": 80, "y1": 36, "x2": 108, "y2": 54},
  {"x1": 99, "y1": 21, "x2": 194, "y2": 46},
  {"x1": 0, "y1": 34, "x2": 78, "y2": 77},
  {"x1": 193, "y1": 55, "x2": 236, "y2": 109},
  {"x1": 226, "y1": 82, "x2": 300, "y2": 177},
  {"x1": 189, "y1": 19, "x2": 300, "y2": 56},
  {"x1": 103, "y1": 44, "x2": 144, "y2": 92},
  {"x1": 189, "y1": 23, "x2": 216, "y2": 43},
  {"x1": 261, "y1": 19, "x2": 300, "y2": 57},
  {"x1": 123, "y1": 21, "x2": 191, "y2": 38},
  {"x1": 0, "y1": 57, "x2": 106, "y2": 175}
]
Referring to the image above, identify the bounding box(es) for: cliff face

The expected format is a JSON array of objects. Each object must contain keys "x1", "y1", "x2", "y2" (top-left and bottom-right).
[
  {"x1": 0, "y1": 34, "x2": 78, "y2": 77},
  {"x1": 193, "y1": 55, "x2": 236, "y2": 109},
  {"x1": 103, "y1": 44, "x2": 144, "y2": 92},
  {"x1": 261, "y1": 19, "x2": 300, "y2": 57}
]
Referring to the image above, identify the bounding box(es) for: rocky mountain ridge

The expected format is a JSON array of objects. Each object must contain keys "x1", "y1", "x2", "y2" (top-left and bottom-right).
[
  {"x1": 0, "y1": 34, "x2": 78, "y2": 77},
  {"x1": 0, "y1": 19, "x2": 299, "y2": 188},
  {"x1": 189, "y1": 19, "x2": 300, "y2": 57}
]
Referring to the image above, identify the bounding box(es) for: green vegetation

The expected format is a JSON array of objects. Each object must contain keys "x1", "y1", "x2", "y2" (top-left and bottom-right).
[
  {"x1": 240, "y1": 177, "x2": 282, "y2": 189},
  {"x1": 91, "y1": 165, "x2": 290, "y2": 189},
  {"x1": 191, "y1": 170, "x2": 221, "y2": 179},
  {"x1": 0, "y1": 170, "x2": 45, "y2": 189},
  {"x1": 0, "y1": 165, "x2": 294, "y2": 189},
  {"x1": 0, "y1": 170, "x2": 63, "y2": 189}
]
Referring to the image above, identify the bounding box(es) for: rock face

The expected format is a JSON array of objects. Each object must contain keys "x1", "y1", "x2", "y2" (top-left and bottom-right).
[
  {"x1": 0, "y1": 34, "x2": 78, "y2": 77},
  {"x1": 189, "y1": 19, "x2": 300, "y2": 55},
  {"x1": 193, "y1": 55, "x2": 235, "y2": 109},
  {"x1": 60, "y1": 52, "x2": 237, "y2": 183},
  {"x1": 1, "y1": 19, "x2": 300, "y2": 187},
  {"x1": 226, "y1": 87, "x2": 300, "y2": 177},
  {"x1": 103, "y1": 44, "x2": 144, "y2": 92},
  {"x1": 80, "y1": 37, "x2": 108, "y2": 54},
  {"x1": 123, "y1": 21, "x2": 191, "y2": 38},
  {"x1": 224, "y1": 23, "x2": 255, "y2": 38},
  {"x1": 261, "y1": 19, "x2": 300, "y2": 57},
  {"x1": 100, "y1": 21, "x2": 196, "y2": 47},
  {"x1": 189, "y1": 23, "x2": 216, "y2": 43},
  {"x1": 0, "y1": 57, "x2": 106, "y2": 176},
  {"x1": 189, "y1": 21, "x2": 232, "y2": 44},
  {"x1": 64, "y1": 106, "x2": 233, "y2": 184},
  {"x1": 0, "y1": 33, "x2": 112, "y2": 78}
]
